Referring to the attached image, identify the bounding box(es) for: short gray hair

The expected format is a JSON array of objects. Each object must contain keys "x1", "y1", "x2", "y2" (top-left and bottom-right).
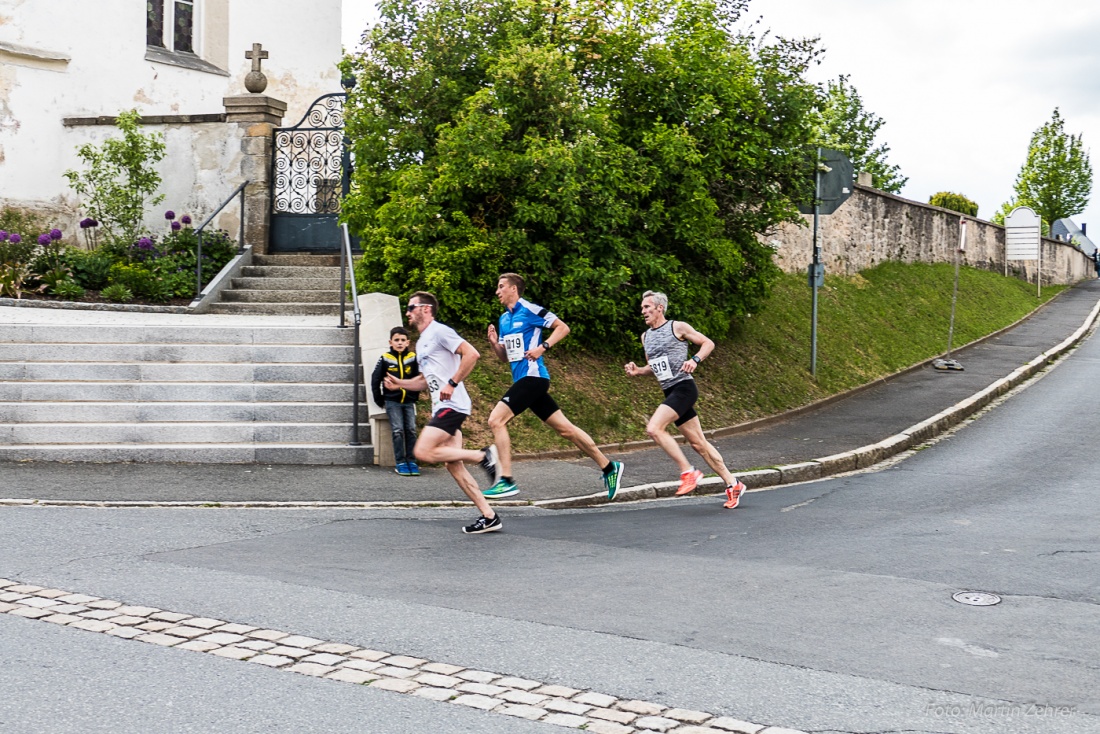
[{"x1": 642, "y1": 290, "x2": 668, "y2": 312}]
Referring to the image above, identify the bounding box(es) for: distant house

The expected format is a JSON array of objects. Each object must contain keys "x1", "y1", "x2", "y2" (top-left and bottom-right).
[
  {"x1": 1052, "y1": 219, "x2": 1096, "y2": 258},
  {"x1": 0, "y1": 0, "x2": 342, "y2": 235}
]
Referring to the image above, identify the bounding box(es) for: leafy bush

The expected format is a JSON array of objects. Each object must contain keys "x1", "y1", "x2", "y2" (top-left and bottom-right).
[
  {"x1": 64, "y1": 110, "x2": 166, "y2": 245},
  {"x1": 100, "y1": 284, "x2": 134, "y2": 303},
  {"x1": 51, "y1": 280, "x2": 86, "y2": 300},
  {"x1": 929, "y1": 192, "x2": 978, "y2": 217},
  {"x1": 63, "y1": 249, "x2": 114, "y2": 290},
  {"x1": 343, "y1": 0, "x2": 820, "y2": 350},
  {"x1": 108, "y1": 262, "x2": 171, "y2": 302}
]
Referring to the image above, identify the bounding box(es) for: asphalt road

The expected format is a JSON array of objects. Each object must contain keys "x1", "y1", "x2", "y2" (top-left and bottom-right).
[{"x1": 2, "y1": 322, "x2": 1099, "y2": 733}]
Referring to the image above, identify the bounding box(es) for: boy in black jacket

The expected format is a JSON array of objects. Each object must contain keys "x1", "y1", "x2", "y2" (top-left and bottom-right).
[{"x1": 371, "y1": 326, "x2": 421, "y2": 475}]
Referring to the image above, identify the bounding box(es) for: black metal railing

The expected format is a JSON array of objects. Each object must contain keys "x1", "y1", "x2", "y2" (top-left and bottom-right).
[
  {"x1": 195, "y1": 180, "x2": 248, "y2": 297},
  {"x1": 339, "y1": 222, "x2": 363, "y2": 446}
]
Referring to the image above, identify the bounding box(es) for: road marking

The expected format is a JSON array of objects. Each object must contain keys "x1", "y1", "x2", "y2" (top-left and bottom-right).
[{"x1": 0, "y1": 578, "x2": 802, "y2": 734}]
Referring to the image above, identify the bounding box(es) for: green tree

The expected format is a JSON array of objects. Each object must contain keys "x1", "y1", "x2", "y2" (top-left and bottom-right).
[
  {"x1": 813, "y1": 75, "x2": 907, "y2": 193},
  {"x1": 995, "y1": 108, "x2": 1092, "y2": 229},
  {"x1": 342, "y1": 0, "x2": 821, "y2": 349},
  {"x1": 929, "y1": 192, "x2": 978, "y2": 217},
  {"x1": 64, "y1": 110, "x2": 166, "y2": 245}
]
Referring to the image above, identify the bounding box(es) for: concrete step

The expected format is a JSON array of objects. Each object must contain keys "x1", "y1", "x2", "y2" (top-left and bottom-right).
[
  {"x1": 0, "y1": 422, "x2": 365, "y2": 445},
  {"x1": 0, "y1": 323, "x2": 354, "y2": 346},
  {"x1": 0, "y1": 342, "x2": 354, "y2": 364},
  {"x1": 220, "y1": 290, "x2": 342, "y2": 304},
  {"x1": 205, "y1": 303, "x2": 349, "y2": 315},
  {"x1": 0, "y1": 382, "x2": 365, "y2": 402},
  {"x1": 230, "y1": 277, "x2": 341, "y2": 290},
  {"x1": 253, "y1": 254, "x2": 342, "y2": 267},
  {"x1": 0, "y1": 362, "x2": 356, "y2": 383},
  {"x1": 0, "y1": 443, "x2": 374, "y2": 465},
  {"x1": 240, "y1": 266, "x2": 341, "y2": 278},
  {"x1": 0, "y1": 401, "x2": 367, "y2": 423}
]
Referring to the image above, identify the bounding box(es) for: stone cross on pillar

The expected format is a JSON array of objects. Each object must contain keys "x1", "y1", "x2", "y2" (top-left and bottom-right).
[{"x1": 244, "y1": 42, "x2": 269, "y2": 94}]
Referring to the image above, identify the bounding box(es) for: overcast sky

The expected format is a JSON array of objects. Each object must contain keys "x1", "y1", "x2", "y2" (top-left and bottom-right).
[{"x1": 341, "y1": 0, "x2": 1100, "y2": 234}]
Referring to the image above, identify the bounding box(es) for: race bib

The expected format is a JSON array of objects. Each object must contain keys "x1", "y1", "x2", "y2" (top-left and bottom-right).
[
  {"x1": 504, "y1": 333, "x2": 525, "y2": 362},
  {"x1": 648, "y1": 355, "x2": 672, "y2": 381},
  {"x1": 425, "y1": 374, "x2": 443, "y2": 406}
]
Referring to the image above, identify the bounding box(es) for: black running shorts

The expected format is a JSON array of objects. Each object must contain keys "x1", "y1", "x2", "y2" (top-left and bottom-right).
[
  {"x1": 500, "y1": 377, "x2": 560, "y2": 422},
  {"x1": 661, "y1": 379, "x2": 698, "y2": 426},
  {"x1": 426, "y1": 407, "x2": 468, "y2": 436}
]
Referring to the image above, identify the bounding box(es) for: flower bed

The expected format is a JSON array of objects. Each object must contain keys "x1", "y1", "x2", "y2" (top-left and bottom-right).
[{"x1": 0, "y1": 208, "x2": 236, "y2": 306}]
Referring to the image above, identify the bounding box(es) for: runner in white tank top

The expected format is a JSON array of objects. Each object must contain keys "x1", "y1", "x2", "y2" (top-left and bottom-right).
[{"x1": 624, "y1": 290, "x2": 747, "y2": 508}]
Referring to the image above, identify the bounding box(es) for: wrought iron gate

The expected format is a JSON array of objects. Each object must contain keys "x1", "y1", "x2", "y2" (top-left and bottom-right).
[{"x1": 270, "y1": 92, "x2": 350, "y2": 252}]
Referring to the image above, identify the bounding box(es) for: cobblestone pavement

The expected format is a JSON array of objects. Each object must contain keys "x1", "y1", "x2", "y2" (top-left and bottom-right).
[{"x1": 0, "y1": 578, "x2": 801, "y2": 734}]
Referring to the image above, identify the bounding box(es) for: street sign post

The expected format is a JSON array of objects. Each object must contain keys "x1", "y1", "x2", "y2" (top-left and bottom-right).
[{"x1": 801, "y1": 147, "x2": 854, "y2": 376}]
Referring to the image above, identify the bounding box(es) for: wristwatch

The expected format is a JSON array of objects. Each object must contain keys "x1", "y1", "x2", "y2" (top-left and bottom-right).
[
  {"x1": 447, "y1": 378, "x2": 458, "y2": 388},
  {"x1": 541, "y1": 341, "x2": 552, "y2": 351},
  {"x1": 691, "y1": 355, "x2": 701, "y2": 364}
]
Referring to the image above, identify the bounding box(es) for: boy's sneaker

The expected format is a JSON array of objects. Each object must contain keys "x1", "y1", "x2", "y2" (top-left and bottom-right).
[
  {"x1": 408, "y1": 461, "x2": 421, "y2": 476},
  {"x1": 675, "y1": 468, "x2": 704, "y2": 496},
  {"x1": 394, "y1": 463, "x2": 410, "y2": 476},
  {"x1": 483, "y1": 478, "x2": 519, "y2": 498},
  {"x1": 724, "y1": 480, "x2": 747, "y2": 509},
  {"x1": 462, "y1": 514, "x2": 502, "y2": 534},
  {"x1": 603, "y1": 461, "x2": 625, "y2": 500},
  {"x1": 478, "y1": 445, "x2": 500, "y2": 483}
]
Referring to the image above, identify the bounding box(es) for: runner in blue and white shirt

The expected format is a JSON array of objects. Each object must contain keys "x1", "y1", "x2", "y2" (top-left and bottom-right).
[{"x1": 483, "y1": 273, "x2": 625, "y2": 500}]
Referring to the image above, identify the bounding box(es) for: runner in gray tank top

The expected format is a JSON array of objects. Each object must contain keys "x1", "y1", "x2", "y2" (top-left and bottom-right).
[{"x1": 624, "y1": 290, "x2": 747, "y2": 508}]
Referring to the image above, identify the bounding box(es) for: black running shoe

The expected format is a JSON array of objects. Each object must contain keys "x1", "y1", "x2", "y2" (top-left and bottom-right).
[
  {"x1": 478, "y1": 445, "x2": 500, "y2": 483},
  {"x1": 462, "y1": 514, "x2": 502, "y2": 534}
]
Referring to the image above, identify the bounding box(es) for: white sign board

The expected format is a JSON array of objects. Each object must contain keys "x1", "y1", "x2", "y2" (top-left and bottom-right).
[{"x1": 1005, "y1": 206, "x2": 1041, "y2": 261}]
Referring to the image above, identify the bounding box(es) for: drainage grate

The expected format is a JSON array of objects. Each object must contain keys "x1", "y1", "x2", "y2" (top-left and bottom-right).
[{"x1": 952, "y1": 591, "x2": 1002, "y2": 606}]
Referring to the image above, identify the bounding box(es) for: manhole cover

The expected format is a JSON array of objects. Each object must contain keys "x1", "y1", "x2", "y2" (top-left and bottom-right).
[{"x1": 952, "y1": 591, "x2": 1002, "y2": 606}]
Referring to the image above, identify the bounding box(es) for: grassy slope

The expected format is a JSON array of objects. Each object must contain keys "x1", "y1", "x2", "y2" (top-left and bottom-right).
[{"x1": 439, "y1": 263, "x2": 1062, "y2": 451}]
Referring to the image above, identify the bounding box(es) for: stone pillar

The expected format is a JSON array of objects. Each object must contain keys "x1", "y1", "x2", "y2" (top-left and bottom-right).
[
  {"x1": 857, "y1": 171, "x2": 874, "y2": 187},
  {"x1": 358, "y1": 293, "x2": 404, "y2": 467},
  {"x1": 223, "y1": 94, "x2": 287, "y2": 255}
]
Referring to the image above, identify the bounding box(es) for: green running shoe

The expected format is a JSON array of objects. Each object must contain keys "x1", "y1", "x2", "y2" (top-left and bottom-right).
[
  {"x1": 483, "y1": 478, "x2": 519, "y2": 499},
  {"x1": 603, "y1": 461, "x2": 625, "y2": 500}
]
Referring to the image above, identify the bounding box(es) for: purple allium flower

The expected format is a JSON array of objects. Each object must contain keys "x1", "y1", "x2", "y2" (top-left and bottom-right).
[
  {"x1": 80, "y1": 218, "x2": 92, "y2": 229},
  {"x1": 9, "y1": 234, "x2": 20, "y2": 244},
  {"x1": 165, "y1": 210, "x2": 176, "y2": 220},
  {"x1": 137, "y1": 237, "x2": 155, "y2": 250},
  {"x1": 181, "y1": 215, "x2": 192, "y2": 225},
  {"x1": 38, "y1": 233, "x2": 51, "y2": 245},
  {"x1": 88, "y1": 219, "x2": 98, "y2": 228},
  {"x1": 171, "y1": 221, "x2": 182, "y2": 231},
  {"x1": 50, "y1": 228, "x2": 62, "y2": 240},
  {"x1": 0, "y1": 230, "x2": 7, "y2": 241}
]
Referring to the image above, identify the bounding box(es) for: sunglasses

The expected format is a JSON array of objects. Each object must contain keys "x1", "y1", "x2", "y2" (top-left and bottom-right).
[{"x1": 405, "y1": 303, "x2": 426, "y2": 312}]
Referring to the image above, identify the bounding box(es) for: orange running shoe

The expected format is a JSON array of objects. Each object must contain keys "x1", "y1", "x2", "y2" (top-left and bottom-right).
[
  {"x1": 676, "y1": 468, "x2": 704, "y2": 496},
  {"x1": 724, "y1": 480, "x2": 747, "y2": 509}
]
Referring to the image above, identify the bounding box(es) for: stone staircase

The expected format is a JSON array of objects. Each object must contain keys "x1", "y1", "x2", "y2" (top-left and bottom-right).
[
  {"x1": 0, "y1": 320, "x2": 371, "y2": 464},
  {"x1": 207, "y1": 254, "x2": 351, "y2": 315}
]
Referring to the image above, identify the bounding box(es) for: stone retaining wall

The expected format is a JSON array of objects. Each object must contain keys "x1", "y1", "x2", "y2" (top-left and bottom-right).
[{"x1": 768, "y1": 185, "x2": 1094, "y2": 285}]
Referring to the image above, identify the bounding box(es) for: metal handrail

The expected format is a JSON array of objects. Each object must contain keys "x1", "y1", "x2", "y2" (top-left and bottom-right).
[
  {"x1": 195, "y1": 180, "x2": 248, "y2": 297},
  {"x1": 340, "y1": 223, "x2": 363, "y2": 447}
]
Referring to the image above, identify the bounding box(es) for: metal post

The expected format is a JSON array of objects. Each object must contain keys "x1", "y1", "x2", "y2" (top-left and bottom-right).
[
  {"x1": 350, "y1": 311, "x2": 362, "y2": 446},
  {"x1": 195, "y1": 230, "x2": 204, "y2": 297},
  {"x1": 810, "y1": 147, "x2": 821, "y2": 378},
  {"x1": 338, "y1": 233, "x2": 348, "y2": 328},
  {"x1": 238, "y1": 186, "x2": 246, "y2": 255},
  {"x1": 934, "y1": 218, "x2": 966, "y2": 371}
]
